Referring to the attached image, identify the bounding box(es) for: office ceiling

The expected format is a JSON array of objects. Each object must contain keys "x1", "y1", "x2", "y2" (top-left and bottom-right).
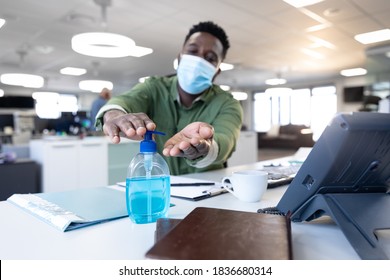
[{"x1": 1, "y1": 0, "x2": 390, "y2": 97}]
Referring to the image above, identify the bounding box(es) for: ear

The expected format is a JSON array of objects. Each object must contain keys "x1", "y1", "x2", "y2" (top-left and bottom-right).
[
  {"x1": 212, "y1": 68, "x2": 221, "y2": 82},
  {"x1": 176, "y1": 53, "x2": 182, "y2": 68}
]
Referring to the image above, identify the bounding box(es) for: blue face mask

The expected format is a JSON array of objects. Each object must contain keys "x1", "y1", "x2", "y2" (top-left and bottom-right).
[{"x1": 177, "y1": 54, "x2": 217, "y2": 94}]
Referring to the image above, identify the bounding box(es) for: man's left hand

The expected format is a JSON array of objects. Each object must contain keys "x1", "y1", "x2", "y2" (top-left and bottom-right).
[{"x1": 163, "y1": 122, "x2": 214, "y2": 160}]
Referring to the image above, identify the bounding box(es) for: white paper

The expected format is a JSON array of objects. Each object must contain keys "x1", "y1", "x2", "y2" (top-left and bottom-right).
[{"x1": 117, "y1": 176, "x2": 225, "y2": 200}]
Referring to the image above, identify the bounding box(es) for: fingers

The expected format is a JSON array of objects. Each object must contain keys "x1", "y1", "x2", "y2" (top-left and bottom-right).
[
  {"x1": 103, "y1": 111, "x2": 156, "y2": 142},
  {"x1": 191, "y1": 139, "x2": 209, "y2": 155},
  {"x1": 114, "y1": 113, "x2": 154, "y2": 139},
  {"x1": 198, "y1": 123, "x2": 214, "y2": 139},
  {"x1": 123, "y1": 113, "x2": 156, "y2": 135},
  {"x1": 182, "y1": 139, "x2": 210, "y2": 160},
  {"x1": 183, "y1": 143, "x2": 205, "y2": 160},
  {"x1": 103, "y1": 123, "x2": 121, "y2": 144},
  {"x1": 163, "y1": 145, "x2": 184, "y2": 157},
  {"x1": 163, "y1": 138, "x2": 211, "y2": 160}
]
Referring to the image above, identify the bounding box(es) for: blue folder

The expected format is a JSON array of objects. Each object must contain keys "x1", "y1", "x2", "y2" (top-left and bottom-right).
[{"x1": 7, "y1": 187, "x2": 128, "y2": 232}]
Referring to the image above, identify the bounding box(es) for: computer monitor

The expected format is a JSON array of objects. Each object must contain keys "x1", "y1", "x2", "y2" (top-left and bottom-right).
[
  {"x1": 276, "y1": 112, "x2": 390, "y2": 260},
  {"x1": 343, "y1": 86, "x2": 365, "y2": 103},
  {"x1": 0, "y1": 114, "x2": 14, "y2": 130}
]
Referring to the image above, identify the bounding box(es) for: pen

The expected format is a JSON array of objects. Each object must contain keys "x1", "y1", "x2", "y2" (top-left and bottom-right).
[{"x1": 171, "y1": 182, "x2": 215, "y2": 187}]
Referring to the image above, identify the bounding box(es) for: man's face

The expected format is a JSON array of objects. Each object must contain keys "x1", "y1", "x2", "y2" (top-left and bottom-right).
[{"x1": 181, "y1": 32, "x2": 224, "y2": 69}]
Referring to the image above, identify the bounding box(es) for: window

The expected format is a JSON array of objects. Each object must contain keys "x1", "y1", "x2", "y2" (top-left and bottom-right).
[
  {"x1": 254, "y1": 85, "x2": 336, "y2": 141},
  {"x1": 290, "y1": 88, "x2": 311, "y2": 125},
  {"x1": 311, "y1": 86, "x2": 337, "y2": 140},
  {"x1": 254, "y1": 93, "x2": 271, "y2": 132},
  {"x1": 33, "y1": 92, "x2": 79, "y2": 119}
]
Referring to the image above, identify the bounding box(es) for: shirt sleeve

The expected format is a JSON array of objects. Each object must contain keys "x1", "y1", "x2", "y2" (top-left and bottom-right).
[{"x1": 210, "y1": 96, "x2": 243, "y2": 167}]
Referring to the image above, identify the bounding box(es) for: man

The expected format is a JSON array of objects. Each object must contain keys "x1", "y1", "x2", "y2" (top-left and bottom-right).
[
  {"x1": 90, "y1": 87, "x2": 111, "y2": 130},
  {"x1": 96, "y1": 21, "x2": 243, "y2": 175}
]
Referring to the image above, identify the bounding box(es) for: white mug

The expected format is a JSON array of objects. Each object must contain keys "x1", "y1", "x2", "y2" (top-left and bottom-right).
[{"x1": 222, "y1": 170, "x2": 268, "y2": 202}]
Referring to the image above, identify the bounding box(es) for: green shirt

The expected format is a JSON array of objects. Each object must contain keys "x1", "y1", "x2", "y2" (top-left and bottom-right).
[{"x1": 99, "y1": 75, "x2": 243, "y2": 175}]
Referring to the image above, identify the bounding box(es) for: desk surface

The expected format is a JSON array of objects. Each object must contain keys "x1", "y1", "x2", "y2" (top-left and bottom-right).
[{"x1": 1, "y1": 158, "x2": 389, "y2": 260}]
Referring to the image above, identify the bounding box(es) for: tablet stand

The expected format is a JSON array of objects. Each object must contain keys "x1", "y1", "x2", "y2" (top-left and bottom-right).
[{"x1": 291, "y1": 192, "x2": 390, "y2": 260}]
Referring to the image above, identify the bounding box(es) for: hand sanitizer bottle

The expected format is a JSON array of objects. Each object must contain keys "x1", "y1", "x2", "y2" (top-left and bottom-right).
[{"x1": 126, "y1": 130, "x2": 170, "y2": 224}]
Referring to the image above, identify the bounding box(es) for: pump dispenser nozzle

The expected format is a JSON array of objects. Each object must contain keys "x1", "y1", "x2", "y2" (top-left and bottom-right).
[
  {"x1": 140, "y1": 130, "x2": 165, "y2": 153},
  {"x1": 140, "y1": 130, "x2": 165, "y2": 176}
]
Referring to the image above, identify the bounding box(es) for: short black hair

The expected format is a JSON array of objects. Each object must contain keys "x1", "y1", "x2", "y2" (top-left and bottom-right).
[{"x1": 184, "y1": 21, "x2": 230, "y2": 59}]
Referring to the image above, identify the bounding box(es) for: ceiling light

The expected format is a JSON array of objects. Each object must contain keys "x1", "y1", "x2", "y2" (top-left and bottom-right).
[
  {"x1": 138, "y1": 76, "x2": 150, "y2": 83},
  {"x1": 354, "y1": 29, "x2": 390, "y2": 45},
  {"x1": 265, "y1": 87, "x2": 293, "y2": 96},
  {"x1": 127, "y1": 46, "x2": 154, "y2": 57},
  {"x1": 0, "y1": 73, "x2": 44, "y2": 88},
  {"x1": 71, "y1": 32, "x2": 153, "y2": 58},
  {"x1": 0, "y1": 89, "x2": 4, "y2": 97},
  {"x1": 0, "y1": 18, "x2": 5, "y2": 29},
  {"x1": 301, "y1": 48, "x2": 324, "y2": 59},
  {"x1": 32, "y1": 91, "x2": 60, "y2": 100},
  {"x1": 60, "y1": 67, "x2": 87, "y2": 76},
  {"x1": 265, "y1": 78, "x2": 287, "y2": 86},
  {"x1": 299, "y1": 7, "x2": 328, "y2": 23},
  {"x1": 323, "y1": 8, "x2": 341, "y2": 17},
  {"x1": 340, "y1": 68, "x2": 367, "y2": 77},
  {"x1": 220, "y1": 63, "x2": 234, "y2": 71},
  {"x1": 34, "y1": 45, "x2": 54, "y2": 55},
  {"x1": 308, "y1": 36, "x2": 336, "y2": 50},
  {"x1": 219, "y1": 85, "x2": 231, "y2": 91},
  {"x1": 72, "y1": 32, "x2": 134, "y2": 58},
  {"x1": 79, "y1": 79, "x2": 113, "y2": 92},
  {"x1": 283, "y1": 0, "x2": 324, "y2": 8},
  {"x1": 232, "y1": 91, "x2": 248, "y2": 101},
  {"x1": 305, "y1": 23, "x2": 332, "y2": 33}
]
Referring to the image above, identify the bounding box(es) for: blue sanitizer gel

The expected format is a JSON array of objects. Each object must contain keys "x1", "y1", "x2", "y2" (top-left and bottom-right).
[
  {"x1": 126, "y1": 176, "x2": 170, "y2": 224},
  {"x1": 126, "y1": 131, "x2": 171, "y2": 224}
]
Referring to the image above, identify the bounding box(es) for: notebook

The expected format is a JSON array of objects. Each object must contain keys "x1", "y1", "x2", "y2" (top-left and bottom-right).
[
  {"x1": 7, "y1": 186, "x2": 128, "y2": 232},
  {"x1": 154, "y1": 218, "x2": 182, "y2": 243},
  {"x1": 145, "y1": 207, "x2": 292, "y2": 260}
]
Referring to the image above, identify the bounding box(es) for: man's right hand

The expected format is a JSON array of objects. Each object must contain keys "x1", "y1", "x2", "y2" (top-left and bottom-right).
[{"x1": 102, "y1": 110, "x2": 156, "y2": 143}]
